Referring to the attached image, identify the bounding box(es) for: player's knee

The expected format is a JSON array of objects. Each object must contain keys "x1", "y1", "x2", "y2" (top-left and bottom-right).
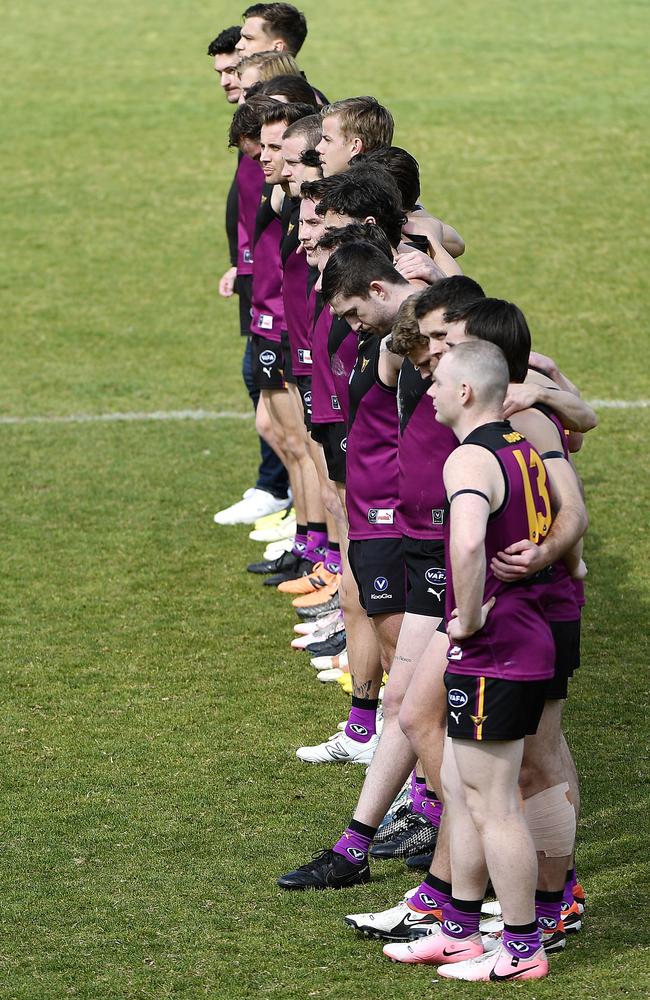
[
  {"x1": 380, "y1": 679, "x2": 403, "y2": 722},
  {"x1": 524, "y1": 782, "x2": 576, "y2": 858}
]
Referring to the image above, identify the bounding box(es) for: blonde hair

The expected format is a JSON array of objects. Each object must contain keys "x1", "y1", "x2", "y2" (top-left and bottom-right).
[
  {"x1": 389, "y1": 292, "x2": 428, "y2": 356},
  {"x1": 236, "y1": 51, "x2": 302, "y2": 80},
  {"x1": 320, "y1": 96, "x2": 394, "y2": 151}
]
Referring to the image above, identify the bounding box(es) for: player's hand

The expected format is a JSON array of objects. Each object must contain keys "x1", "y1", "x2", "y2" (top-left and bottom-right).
[
  {"x1": 395, "y1": 249, "x2": 444, "y2": 284},
  {"x1": 572, "y1": 559, "x2": 588, "y2": 580},
  {"x1": 491, "y1": 538, "x2": 547, "y2": 581},
  {"x1": 219, "y1": 266, "x2": 237, "y2": 297},
  {"x1": 503, "y1": 382, "x2": 542, "y2": 418},
  {"x1": 447, "y1": 597, "x2": 496, "y2": 641}
]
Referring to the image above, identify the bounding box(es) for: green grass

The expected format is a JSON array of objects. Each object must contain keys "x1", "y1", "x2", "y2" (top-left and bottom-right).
[{"x1": 1, "y1": 2, "x2": 649, "y2": 997}]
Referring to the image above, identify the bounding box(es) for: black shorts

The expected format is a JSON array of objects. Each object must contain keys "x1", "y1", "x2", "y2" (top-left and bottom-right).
[
  {"x1": 445, "y1": 672, "x2": 547, "y2": 742},
  {"x1": 251, "y1": 335, "x2": 286, "y2": 390},
  {"x1": 312, "y1": 421, "x2": 347, "y2": 484},
  {"x1": 280, "y1": 329, "x2": 296, "y2": 383},
  {"x1": 296, "y1": 375, "x2": 313, "y2": 431},
  {"x1": 545, "y1": 619, "x2": 581, "y2": 701},
  {"x1": 348, "y1": 538, "x2": 406, "y2": 617},
  {"x1": 402, "y1": 536, "x2": 446, "y2": 618},
  {"x1": 236, "y1": 274, "x2": 253, "y2": 336}
]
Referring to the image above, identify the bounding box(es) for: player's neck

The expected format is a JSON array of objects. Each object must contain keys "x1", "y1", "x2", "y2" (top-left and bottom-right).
[{"x1": 455, "y1": 407, "x2": 504, "y2": 443}]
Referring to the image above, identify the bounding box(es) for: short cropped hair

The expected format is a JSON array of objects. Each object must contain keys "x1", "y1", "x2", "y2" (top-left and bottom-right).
[
  {"x1": 353, "y1": 146, "x2": 421, "y2": 213},
  {"x1": 207, "y1": 26, "x2": 241, "y2": 56},
  {"x1": 228, "y1": 95, "x2": 277, "y2": 146},
  {"x1": 315, "y1": 165, "x2": 406, "y2": 249},
  {"x1": 446, "y1": 339, "x2": 510, "y2": 406},
  {"x1": 283, "y1": 112, "x2": 321, "y2": 148},
  {"x1": 320, "y1": 96, "x2": 394, "y2": 151},
  {"x1": 256, "y1": 74, "x2": 316, "y2": 106},
  {"x1": 321, "y1": 242, "x2": 408, "y2": 304},
  {"x1": 444, "y1": 298, "x2": 531, "y2": 383},
  {"x1": 242, "y1": 3, "x2": 307, "y2": 55},
  {"x1": 317, "y1": 222, "x2": 394, "y2": 262}
]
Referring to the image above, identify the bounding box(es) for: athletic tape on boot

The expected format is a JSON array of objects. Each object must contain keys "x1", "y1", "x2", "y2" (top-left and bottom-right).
[{"x1": 523, "y1": 781, "x2": 576, "y2": 858}]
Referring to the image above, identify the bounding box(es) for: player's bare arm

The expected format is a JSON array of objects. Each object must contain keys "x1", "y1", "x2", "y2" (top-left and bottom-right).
[
  {"x1": 406, "y1": 207, "x2": 465, "y2": 258},
  {"x1": 443, "y1": 445, "x2": 501, "y2": 639},
  {"x1": 378, "y1": 333, "x2": 404, "y2": 387},
  {"x1": 504, "y1": 374, "x2": 598, "y2": 432}
]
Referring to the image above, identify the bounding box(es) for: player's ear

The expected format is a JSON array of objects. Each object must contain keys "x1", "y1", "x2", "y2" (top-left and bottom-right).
[
  {"x1": 369, "y1": 279, "x2": 385, "y2": 299},
  {"x1": 350, "y1": 136, "x2": 363, "y2": 156},
  {"x1": 364, "y1": 215, "x2": 377, "y2": 227}
]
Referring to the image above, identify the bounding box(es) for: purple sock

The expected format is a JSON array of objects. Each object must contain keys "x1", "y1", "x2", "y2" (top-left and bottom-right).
[
  {"x1": 419, "y1": 790, "x2": 443, "y2": 828},
  {"x1": 442, "y1": 898, "x2": 482, "y2": 939},
  {"x1": 332, "y1": 819, "x2": 376, "y2": 864},
  {"x1": 344, "y1": 697, "x2": 378, "y2": 743},
  {"x1": 568, "y1": 865, "x2": 578, "y2": 891},
  {"x1": 304, "y1": 523, "x2": 328, "y2": 564},
  {"x1": 503, "y1": 922, "x2": 542, "y2": 958},
  {"x1": 409, "y1": 875, "x2": 452, "y2": 913},
  {"x1": 535, "y1": 889, "x2": 563, "y2": 934},
  {"x1": 324, "y1": 546, "x2": 342, "y2": 575},
  {"x1": 562, "y1": 873, "x2": 575, "y2": 909},
  {"x1": 291, "y1": 526, "x2": 308, "y2": 559},
  {"x1": 411, "y1": 774, "x2": 427, "y2": 815}
]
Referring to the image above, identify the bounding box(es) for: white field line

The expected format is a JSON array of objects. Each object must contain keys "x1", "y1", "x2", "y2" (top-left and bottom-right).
[{"x1": 0, "y1": 400, "x2": 647, "y2": 427}]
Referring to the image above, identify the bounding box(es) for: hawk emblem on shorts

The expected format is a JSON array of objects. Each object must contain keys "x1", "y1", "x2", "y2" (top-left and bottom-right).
[{"x1": 470, "y1": 715, "x2": 488, "y2": 727}]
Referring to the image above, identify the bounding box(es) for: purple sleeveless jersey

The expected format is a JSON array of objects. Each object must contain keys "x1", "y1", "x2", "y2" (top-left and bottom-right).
[
  {"x1": 250, "y1": 186, "x2": 284, "y2": 341},
  {"x1": 397, "y1": 359, "x2": 457, "y2": 539},
  {"x1": 281, "y1": 198, "x2": 312, "y2": 375},
  {"x1": 236, "y1": 156, "x2": 264, "y2": 277},
  {"x1": 328, "y1": 316, "x2": 357, "y2": 427},
  {"x1": 310, "y1": 290, "x2": 342, "y2": 425},
  {"x1": 444, "y1": 421, "x2": 555, "y2": 681},
  {"x1": 346, "y1": 334, "x2": 401, "y2": 541}
]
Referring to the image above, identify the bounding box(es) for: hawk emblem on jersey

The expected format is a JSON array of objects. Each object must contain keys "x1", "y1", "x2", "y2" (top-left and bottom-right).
[
  {"x1": 361, "y1": 357, "x2": 370, "y2": 372},
  {"x1": 503, "y1": 430, "x2": 524, "y2": 443},
  {"x1": 261, "y1": 194, "x2": 268, "y2": 204},
  {"x1": 287, "y1": 223, "x2": 294, "y2": 234},
  {"x1": 470, "y1": 714, "x2": 488, "y2": 727}
]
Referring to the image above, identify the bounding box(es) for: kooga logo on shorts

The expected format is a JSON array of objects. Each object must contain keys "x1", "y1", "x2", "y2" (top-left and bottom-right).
[{"x1": 371, "y1": 575, "x2": 392, "y2": 600}]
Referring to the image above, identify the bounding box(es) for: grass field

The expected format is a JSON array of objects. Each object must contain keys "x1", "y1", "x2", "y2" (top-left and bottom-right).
[{"x1": 2, "y1": 1, "x2": 649, "y2": 997}]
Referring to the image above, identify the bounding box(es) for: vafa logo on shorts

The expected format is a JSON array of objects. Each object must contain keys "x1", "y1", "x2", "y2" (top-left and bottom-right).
[
  {"x1": 371, "y1": 576, "x2": 393, "y2": 600},
  {"x1": 259, "y1": 350, "x2": 276, "y2": 366},
  {"x1": 448, "y1": 689, "x2": 468, "y2": 708}
]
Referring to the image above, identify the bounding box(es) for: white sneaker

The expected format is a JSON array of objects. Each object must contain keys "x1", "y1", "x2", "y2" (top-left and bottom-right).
[
  {"x1": 263, "y1": 538, "x2": 294, "y2": 560},
  {"x1": 317, "y1": 667, "x2": 345, "y2": 683},
  {"x1": 249, "y1": 513, "x2": 296, "y2": 542},
  {"x1": 310, "y1": 650, "x2": 348, "y2": 670},
  {"x1": 293, "y1": 609, "x2": 341, "y2": 636},
  {"x1": 292, "y1": 622, "x2": 345, "y2": 651},
  {"x1": 296, "y1": 730, "x2": 379, "y2": 764},
  {"x1": 213, "y1": 488, "x2": 290, "y2": 526},
  {"x1": 345, "y1": 894, "x2": 441, "y2": 942},
  {"x1": 481, "y1": 900, "x2": 502, "y2": 917}
]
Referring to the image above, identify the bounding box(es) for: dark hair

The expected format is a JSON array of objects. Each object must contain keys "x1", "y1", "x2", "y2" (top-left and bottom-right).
[
  {"x1": 257, "y1": 100, "x2": 315, "y2": 128},
  {"x1": 444, "y1": 298, "x2": 531, "y2": 383},
  {"x1": 207, "y1": 26, "x2": 241, "y2": 56},
  {"x1": 299, "y1": 177, "x2": 339, "y2": 201},
  {"x1": 353, "y1": 146, "x2": 420, "y2": 213},
  {"x1": 414, "y1": 276, "x2": 486, "y2": 320},
  {"x1": 242, "y1": 3, "x2": 307, "y2": 55},
  {"x1": 228, "y1": 95, "x2": 277, "y2": 146},
  {"x1": 317, "y1": 223, "x2": 394, "y2": 262},
  {"x1": 321, "y1": 242, "x2": 408, "y2": 304},
  {"x1": 300, "y1": 147, "x2": 322, "y2": 168},
  {"x1": 256, "y1": 74, "x2": 317, "y2": 106},
  {"x1": 315, "y1": 165, "x2": 406, "y2": 249},
  {"x1": 283, "y1": 111, "x2": 321, "y2": 149}
]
